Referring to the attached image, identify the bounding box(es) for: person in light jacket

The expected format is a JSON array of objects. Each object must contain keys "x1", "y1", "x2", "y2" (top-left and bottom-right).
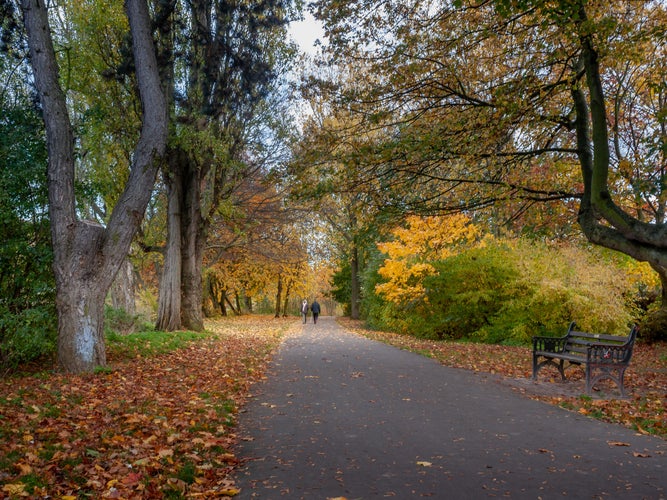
[{"x1": 301, "y1": 299, "x2": 309, "y2": 323}]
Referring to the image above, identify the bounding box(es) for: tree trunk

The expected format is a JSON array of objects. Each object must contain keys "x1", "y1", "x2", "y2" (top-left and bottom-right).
[
  {"x1": 275, "y1": 274, "x2": 283, "y2": 318},
  {"x1": 282, "y1": 278, "x2": 292, "y2": 316},
  {"x1": 156, "y1": 161, "x2": 183, "y2": 331},
  {"x1": 245, "y1": 295, "x2": 253, "y2": 313},
  {"x1": 22, "y1": 0, "x2": 168, "y2": 372},
  {"x1": 225, "y1": 295, "x2": 240, "y2": 315},
  {"x1": 350, "y1": 244, "x2": 360, "y2": 320},
  {"x1": 111, "y1": 258, "x2": 136, "y2": 315},
  {"x1": 57, "y1": 287, "x2": 107, "y2": 372},
  {"x1": 181, "y1": 166, "x2": 205, "y2": 331},
  {"x1": 55, "y1": 222, "x2": 109, "y2": 371},
  {"x1": 219, "y1": 289, "x2": 228, "y2": 316},
  {"x1": 157, "y1": 147, "x2": 206, "y2": 332}
]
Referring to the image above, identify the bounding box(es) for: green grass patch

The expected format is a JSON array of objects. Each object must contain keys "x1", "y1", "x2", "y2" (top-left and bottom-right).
[
  {"x1": 176, "y1": 461, "x2": 197, "y2": 484},
  {"x1": 106, "y1": 330, "x2": 210, "y2": 359},
  {"x1": 20, "y1": 472, "x2": 48, "y2": 493}
]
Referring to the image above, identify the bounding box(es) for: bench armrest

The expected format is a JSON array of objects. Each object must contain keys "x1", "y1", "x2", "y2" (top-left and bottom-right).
[
  {"x1": 587, "y1": 342, "x2": 633, "y2": 363},
  {"x1": 586, "y1": 325, "x2": 638, "y2": 363},
  {"x1": 533, "y1": 335, "x2": 566, "y2": 353}
]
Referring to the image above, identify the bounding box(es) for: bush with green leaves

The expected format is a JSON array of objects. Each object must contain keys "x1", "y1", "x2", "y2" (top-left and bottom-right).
[
  {"x1": 104, "y1": 306, "x2": 154, "y2": 336},
  {"x1": 366, "y1": 237, "x2": 639, "y2": 344},
  {"x1": 0, "y1": 104, "x2": 56, "y2": 369},
  {"x1": 423, "y1": 241, "x2": 524, "y2": 341}
]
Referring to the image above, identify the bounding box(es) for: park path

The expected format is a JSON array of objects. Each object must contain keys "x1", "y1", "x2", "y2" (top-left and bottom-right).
[{"x1": 234, "y1": 316, "x2": 666, "y2": 499}]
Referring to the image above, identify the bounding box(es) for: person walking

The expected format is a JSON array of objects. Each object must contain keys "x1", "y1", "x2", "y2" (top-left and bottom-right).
[
  {"x1": 301, "y1": 299, "x2": 309, "y2": 323},
  {"x1": 310, "y1": 299, "x2": 321, "y2": 324}
]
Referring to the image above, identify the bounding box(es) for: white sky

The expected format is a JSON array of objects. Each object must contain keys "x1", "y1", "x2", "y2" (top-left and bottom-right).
[{"x1": 289, "y1": 11, "x2": 325, "y2": 55}]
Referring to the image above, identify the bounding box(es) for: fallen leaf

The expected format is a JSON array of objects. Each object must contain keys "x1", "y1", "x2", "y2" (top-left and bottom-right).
[
  {"x1": 2, "y1": 484, "x2": 27, "y2": 495},
  {"x1": 158, "y1": 448, "x2": 174, "y2": 458},
  {"x1": 416, "y1": 461, "x2": 432, "y2": 467},
  {"x1": 607, "y1": 441, "x2": 630, "y2": 447}
]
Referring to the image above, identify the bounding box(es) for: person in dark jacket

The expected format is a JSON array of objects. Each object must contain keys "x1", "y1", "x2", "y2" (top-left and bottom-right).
[{"x1": 310, "y1": 299, "x2": 321, "y2": 324}]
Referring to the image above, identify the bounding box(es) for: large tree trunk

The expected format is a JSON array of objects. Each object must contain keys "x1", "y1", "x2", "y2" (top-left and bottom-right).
[
  {"x1": 55, "y1": 222, "x2": 109, "y2": 371},
  {"x1": 181, "y1": 165, "x2": 205, "y2": 331},
  {"x1": 156, "y1": 150, "x2": 206, "y2": 332},
  {"x1": 22, "y1": 0, "x2": 168, "y2": 372},
  {"x1": 156, "y1": 160, "x2": 183, "y2": 331}
]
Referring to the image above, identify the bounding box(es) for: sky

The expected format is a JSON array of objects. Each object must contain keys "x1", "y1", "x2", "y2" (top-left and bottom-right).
[{"x1": 288, "y1": 11, "x2": 325, "y2": 55}]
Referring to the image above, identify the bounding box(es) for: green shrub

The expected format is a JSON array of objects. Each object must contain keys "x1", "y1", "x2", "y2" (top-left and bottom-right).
[
  {"x1": 424, "y1": 242, "x2": 523, "y2": 341},
  {"x1": 364, "y1": 237, "x2": 639, "y2": 345},
  {"x1": 0, "y1": 305, "x2": 57, "y2": 369},
  {"x1": 104, "y1": 306, "x2": 153, "y2": 336}
]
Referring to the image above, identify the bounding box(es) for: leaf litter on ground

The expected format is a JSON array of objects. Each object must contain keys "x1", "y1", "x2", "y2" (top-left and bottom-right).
[{"x1": 0, "y1": 316, "x2": 299, "y2": 499}]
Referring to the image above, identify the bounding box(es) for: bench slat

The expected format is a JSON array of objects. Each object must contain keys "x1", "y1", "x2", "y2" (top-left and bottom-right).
[{"x1": 570, "y1": 331, "x2": 628, "y2": 343}]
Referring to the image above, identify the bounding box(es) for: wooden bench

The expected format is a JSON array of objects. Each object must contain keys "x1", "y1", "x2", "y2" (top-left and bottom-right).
[{"x1": 532, "y1": 322, "x2": 638, "y2": 397}]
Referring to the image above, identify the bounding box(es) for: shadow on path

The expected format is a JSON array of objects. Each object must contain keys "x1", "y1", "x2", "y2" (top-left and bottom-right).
[{"x1": 234, "y1": 316, "x2": 666, "y2": 499}]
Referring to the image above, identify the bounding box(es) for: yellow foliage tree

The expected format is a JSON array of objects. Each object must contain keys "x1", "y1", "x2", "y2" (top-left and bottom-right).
[{"x1": 376, "y1": 215, "x2": 481, "y2": 305}]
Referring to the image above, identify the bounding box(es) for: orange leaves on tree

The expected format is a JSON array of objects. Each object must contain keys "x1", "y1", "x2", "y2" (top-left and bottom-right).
[{"x1": 376, "y1": 214, "x2": 482, "y2": 304}]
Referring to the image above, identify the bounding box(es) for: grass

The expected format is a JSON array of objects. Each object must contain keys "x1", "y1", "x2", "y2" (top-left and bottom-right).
[{"x1": 106, "y1": 329, "x2": 211, "y2": 359}]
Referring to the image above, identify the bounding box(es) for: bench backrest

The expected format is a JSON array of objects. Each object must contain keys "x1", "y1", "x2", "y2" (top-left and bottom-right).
[{"x1": 564, "y1": 322, "x2": 638, "y2": 362}]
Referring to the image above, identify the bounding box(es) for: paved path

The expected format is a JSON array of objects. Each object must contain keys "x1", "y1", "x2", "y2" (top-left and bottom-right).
[{"x1": 234, "y1": 317, "x2": 666, "y2": 499}]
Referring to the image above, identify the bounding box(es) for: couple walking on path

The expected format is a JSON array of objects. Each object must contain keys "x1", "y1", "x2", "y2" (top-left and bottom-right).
[
  {"x1": 301, "y1": 299, "x2": 320, "y2": 324},
  {"x1": 234, "y1": 316, "x2": 666, "y2": 499}
]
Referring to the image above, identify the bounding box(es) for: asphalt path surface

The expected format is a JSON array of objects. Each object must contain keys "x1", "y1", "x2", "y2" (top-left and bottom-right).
[{"x1": 234, "y1": 316, "x2": 667, "y2": 499}]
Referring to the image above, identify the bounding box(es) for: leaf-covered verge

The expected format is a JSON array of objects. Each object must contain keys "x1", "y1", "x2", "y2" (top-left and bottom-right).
[
  {"x1": 0, "y1": 316, "x2": 298, "y2": 499},
  {"x1": 338, "y1": 318, "x2": 667, "y2": 440}
]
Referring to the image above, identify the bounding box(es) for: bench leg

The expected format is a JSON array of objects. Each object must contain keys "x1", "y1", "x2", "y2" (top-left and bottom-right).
[
  {"x1": 588, "y1": 365, "x2": 628, "y2": 397},
  {"x1": 557, "y1": 359, "x2": 566, "y2": 380}
]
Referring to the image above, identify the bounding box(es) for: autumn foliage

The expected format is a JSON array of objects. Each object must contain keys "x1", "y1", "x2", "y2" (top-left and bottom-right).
[
  {"x1": 375, "y1": 214, "x2": 481, "y2": 305},
  {"x1": 367, "y1": 215, "x2": 656, "y2": 343}
]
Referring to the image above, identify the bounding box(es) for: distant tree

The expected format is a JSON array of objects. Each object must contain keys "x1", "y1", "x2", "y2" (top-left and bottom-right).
[{"x1": 151, "y1": 0, "x2": 297, "y2": 331}]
